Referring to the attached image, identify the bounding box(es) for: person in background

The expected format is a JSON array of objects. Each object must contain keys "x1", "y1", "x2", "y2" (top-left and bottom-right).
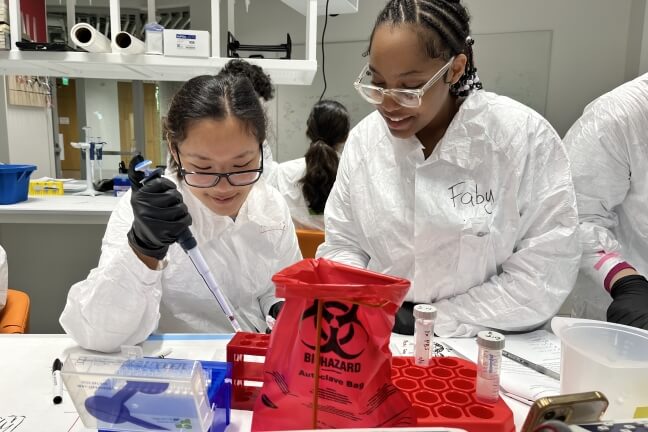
[
  {"x1": 268, "y1": 100, "x2": 350, "y2": 231},
  {"x1": 60, "y1": 74, "x2": 301, "y2": 352},
  {"x1": 317, "y1": 0, "x2": 581, "y2": 336},
  {"x1": 217, "y1": 59, "x2": 279, "y2": 180},
  {"x1": 563, "y1": 72, "x2": 648, "y2": 330},
  {"x1": 0, "y1": 245, "x2": 7, "y2": 310}
]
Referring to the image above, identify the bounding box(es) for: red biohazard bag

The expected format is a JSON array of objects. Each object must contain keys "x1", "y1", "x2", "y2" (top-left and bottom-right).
[{"x1": 251, "y1": 258, "x2": 416, "y2": 431}]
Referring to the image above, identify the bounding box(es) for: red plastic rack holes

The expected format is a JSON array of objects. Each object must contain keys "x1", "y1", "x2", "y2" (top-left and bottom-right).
[
  {"x1": 391, "y1": 356, "x2": 515, "y2": 432},
  {"x1": 226, "y1": 332, "x2": 271, "y2": 410},
  {"x1": 227, "y1": 333, "x2": 514, "y2": 432}
]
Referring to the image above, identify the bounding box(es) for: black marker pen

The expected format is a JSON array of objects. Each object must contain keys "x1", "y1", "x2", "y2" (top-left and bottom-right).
[{"x1": 52, "y1": 358, "x2": 63, "y2": 404}]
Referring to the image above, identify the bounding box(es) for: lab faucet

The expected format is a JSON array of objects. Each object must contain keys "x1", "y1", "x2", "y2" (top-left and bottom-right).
[{"x1": 70, "y1": 126, "x2": 102, "y2": 196}]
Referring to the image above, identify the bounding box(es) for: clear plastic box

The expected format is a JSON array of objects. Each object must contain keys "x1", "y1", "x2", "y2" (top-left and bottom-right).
[
  {"x1": 61, "y1": 354, "x2": 231, "y2": 432},
  {"x1": 553, "y1": 317, "x2": 648, "y2": 420}
]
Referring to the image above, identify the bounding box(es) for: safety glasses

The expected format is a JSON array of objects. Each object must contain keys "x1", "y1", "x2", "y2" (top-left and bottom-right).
[
  {"x1": 176, "y1": 146, "x2": 264, "y2": 188},
  {"x1": 353, "y1": 57, "x2": 455, "y2": 108}
]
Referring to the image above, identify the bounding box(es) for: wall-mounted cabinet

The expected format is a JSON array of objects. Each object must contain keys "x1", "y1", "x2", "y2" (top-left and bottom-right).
[{"x1": 1, "y1": 0, "x2": 318, "y2": 85}]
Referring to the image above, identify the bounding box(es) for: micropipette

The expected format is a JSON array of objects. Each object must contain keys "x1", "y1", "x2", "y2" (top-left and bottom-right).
[{"x1": 135, "y1": 164, "x2": 243, "y2": 333}]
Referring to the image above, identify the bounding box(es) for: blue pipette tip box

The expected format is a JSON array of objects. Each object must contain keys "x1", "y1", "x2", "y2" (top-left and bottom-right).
[{"x1": 61, "y1": 354, "x2": 231, "y2": 432}]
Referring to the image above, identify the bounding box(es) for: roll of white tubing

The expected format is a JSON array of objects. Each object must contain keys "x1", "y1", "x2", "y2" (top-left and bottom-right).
[
  {"x1": 113, "y1": 31, "x2": 146, "y2": 54},
  {"x1": 70, "y1": 22, "x2": 112, "y2": 53}
]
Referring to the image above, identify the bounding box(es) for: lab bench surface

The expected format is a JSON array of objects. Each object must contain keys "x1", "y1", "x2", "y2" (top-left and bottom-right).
[
  {"x1": 0, "y1": 194, "x2": 119, "y2": 224},
  {"x1": 0, "y1": 333, "x2": 530, "y2": 431}
]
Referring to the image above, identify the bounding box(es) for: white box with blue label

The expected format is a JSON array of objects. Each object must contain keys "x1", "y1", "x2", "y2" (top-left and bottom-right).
[
  {"x1": 61, "y1": 353, "x2": 231, "y2": 432},
  {"x1": 163, "y1": 29, "x2": 210, "y2": 57}
]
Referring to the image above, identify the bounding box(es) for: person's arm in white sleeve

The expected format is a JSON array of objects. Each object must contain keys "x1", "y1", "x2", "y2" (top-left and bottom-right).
[
  {"x1": 434, "y1": 119, "x2": 581, "y2": 337},
  {"x1": 59, "y1": 192, "x2": 164, "y2": 352},
  {"x1": 565, "y1": 102, "x2": 634, "y2": 290},
  {"x1": 565, "y1": 95, "x2": 648, "y2": 330},
  {"x1": 316, "y1": 132, "x2": 370, "y2": 268},
  {"x1": 0, "y1": 245, "x2": 7, "y2": 310},
  {"x1": 257, "y1": 211, "x2": 303, "y2": 318}
]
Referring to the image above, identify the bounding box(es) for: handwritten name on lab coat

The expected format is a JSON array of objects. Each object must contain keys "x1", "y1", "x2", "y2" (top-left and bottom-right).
[{"x1": 448, "y1": 181, "x2": 495, "y2": 214}]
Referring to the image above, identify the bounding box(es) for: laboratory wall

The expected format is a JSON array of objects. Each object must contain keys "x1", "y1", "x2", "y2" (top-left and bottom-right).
[
  {"x1": 83, "y1": 79, "x2": 122, "y2": 178},
  {"x1": 626, "y1": 0, "x2": 647, "y2": 80},
  {"x1": 231, "y1": 0, "x2": 640, "y2": 162},
  {"x1": 641, "y1": 0, "x2": 648, "y2": 73},
  {"x1": 52, "y1": 0, "x2": 646, "y2": 164},
  {"x1": 0, "y1": 82, "x2": 55, "y2": 178}
]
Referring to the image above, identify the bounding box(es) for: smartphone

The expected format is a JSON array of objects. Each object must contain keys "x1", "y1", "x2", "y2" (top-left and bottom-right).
[{"x1": 521, "y1": 392, "x2": 609, "y2": 432}]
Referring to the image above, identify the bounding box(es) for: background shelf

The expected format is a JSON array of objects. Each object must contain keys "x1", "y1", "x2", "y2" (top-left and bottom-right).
[{"x1": 0, "y1": 51, "x2": 317, "y2": 84}]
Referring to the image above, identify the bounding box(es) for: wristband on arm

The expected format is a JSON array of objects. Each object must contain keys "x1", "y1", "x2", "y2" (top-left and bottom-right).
[{"x1": 592, "y1": 251, "x2": 635, "y2": 292}]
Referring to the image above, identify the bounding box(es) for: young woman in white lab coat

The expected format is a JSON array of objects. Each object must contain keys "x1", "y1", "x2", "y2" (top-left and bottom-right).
[
  {"x1": 317, "y1": 0, "x2": 581, "y2": 336},
  {"x1": 269, "y1": 100, "x2": 350, "y2": 231},
  {"x1": 563, "y1": 72, "x2": 648, "y2": 330},
  {"x1": 60, "y1": 75, "x2": 302, "y2": 352}
]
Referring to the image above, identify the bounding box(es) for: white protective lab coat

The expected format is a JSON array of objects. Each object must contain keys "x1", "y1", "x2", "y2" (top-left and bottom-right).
[
  {"x1": 262, "y1": 140, "x2": 278, "y2": 182},
  {"x1": 318, "y1": 90, "x2": 581, "y2": 337},
  {"x1": 0, "y1": 245, "x2": 7, "y2": 310},
  {"x1": 268, "y1": 157, "x2": 325, "y2": 231},
  {"x1": 60, "y1": 175, "x2": 302, "y2": 352},
  {"x1": 562, "y1": 73, "x2": 648, "y2": 320}
]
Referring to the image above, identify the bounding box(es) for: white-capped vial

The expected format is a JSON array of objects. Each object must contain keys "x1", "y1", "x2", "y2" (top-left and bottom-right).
[
  {"x1": 475, "y1": 330, "x2": 505, "y2": 404},
  {"x1": 413, "y1": 304, "x2": 437, "y2": 366}
]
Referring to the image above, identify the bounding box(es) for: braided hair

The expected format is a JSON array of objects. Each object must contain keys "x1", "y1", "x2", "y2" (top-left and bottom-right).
[{"x1": 368, "y1": 0, "x2": 483, "y2": 97}]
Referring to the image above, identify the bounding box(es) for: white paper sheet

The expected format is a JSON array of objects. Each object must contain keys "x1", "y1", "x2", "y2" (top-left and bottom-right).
[{"x1": 443, "y1": 330, "x2": 561, "y2": 404}]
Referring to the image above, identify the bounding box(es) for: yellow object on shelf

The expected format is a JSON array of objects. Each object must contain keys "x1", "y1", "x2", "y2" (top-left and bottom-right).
[{"x1": 29, "y1": 180, "x2": 64, "y2": 196}]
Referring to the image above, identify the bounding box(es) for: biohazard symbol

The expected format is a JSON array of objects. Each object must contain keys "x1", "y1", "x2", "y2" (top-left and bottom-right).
[{"x1": 300, "y1": 300, "x2": 368, "y2": 360}]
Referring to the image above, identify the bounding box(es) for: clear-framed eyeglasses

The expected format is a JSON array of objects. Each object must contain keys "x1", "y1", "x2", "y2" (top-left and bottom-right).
[
  {"x1": 353, "y1": 57, "x2": 455, "y2": 108},
  {"x1": 176, "y1": 146, "x2": 264, "y2": 188}
]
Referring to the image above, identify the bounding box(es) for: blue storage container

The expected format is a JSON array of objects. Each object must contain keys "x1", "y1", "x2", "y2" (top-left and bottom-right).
[{"x1": 0, "y1": 164, "x2": 37, "y2": 204}]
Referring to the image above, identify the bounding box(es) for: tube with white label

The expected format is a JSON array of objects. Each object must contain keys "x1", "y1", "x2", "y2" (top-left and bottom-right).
[
  {"x1": 475, "y1": 330, "x2": 505, "y2": 404},
  {"x1": 413, "y1": 304, "x2": 437, "y2": 366}
]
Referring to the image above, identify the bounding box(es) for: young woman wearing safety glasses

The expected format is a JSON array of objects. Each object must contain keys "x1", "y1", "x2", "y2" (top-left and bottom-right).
[
  {"x1": 318, "y1": 0, "x2": 581, "y2": 337},
  {"x1": 60, "y1": 75, "x2": 301, "y2": 352}
]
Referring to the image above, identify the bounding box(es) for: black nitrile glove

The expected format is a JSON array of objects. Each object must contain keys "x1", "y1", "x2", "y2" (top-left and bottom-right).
[
  {"x1": 269, "y1": 301, "x2": 284, "y2": 320},
  {"x1": 393, "y1": 301, "x2": 417, "y2": 335},
  {"x1": 265, "y1": 301, "x2": 285, "y2": 334},
  {"x1": 607, "y1": 274, "x2": 648, "y2": 330},
  {"x1": 128, "y1": 154, "x2": 147, "y2": 193},
  {"x1": 127, "y1": 156, "x2": 192, "y2": 260}
]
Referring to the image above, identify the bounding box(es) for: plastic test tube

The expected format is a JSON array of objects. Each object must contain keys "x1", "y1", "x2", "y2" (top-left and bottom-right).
[
  {"x1": 413, "y1": 304, "x2": 437, "y2": 366},
  {"x1": 475, "y1": 330, "x2": 505, "y2": 404}
]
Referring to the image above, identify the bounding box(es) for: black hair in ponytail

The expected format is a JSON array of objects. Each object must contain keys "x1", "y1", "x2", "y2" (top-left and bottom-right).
[{"x1": 300, "y1": 100, "x2": 350, "y2": 214}]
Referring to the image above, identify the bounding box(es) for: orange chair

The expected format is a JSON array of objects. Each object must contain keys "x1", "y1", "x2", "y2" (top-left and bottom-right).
[
  {"x1": 296, "y1": 229, "x2": 325, "y2": 259},
  {"x1": 0, "y1": 289, "x2": 30, "y2": 333}
]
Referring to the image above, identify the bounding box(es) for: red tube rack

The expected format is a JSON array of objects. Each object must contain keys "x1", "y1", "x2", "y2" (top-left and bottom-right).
[
  {"x1": 227, "y1": 333, "x2": 514, "y2": 432},
  {"x1": 226, "y1": 332, "x2": 271, "y2": 410},
  {"x1": 392, "y1": 356, "x2": 514, "y2": 432}
]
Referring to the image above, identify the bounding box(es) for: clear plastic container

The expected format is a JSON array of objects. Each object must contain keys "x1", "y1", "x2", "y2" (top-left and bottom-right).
[
  {"x1": 61, "y1": 354, "x2": 231, "y2": 432},
  {"x1": 475, "y1": 330, "x2": 505, "y2": 404},
  {"x1": 552, "y1": 317, "x2": 648, "y2": 419}
]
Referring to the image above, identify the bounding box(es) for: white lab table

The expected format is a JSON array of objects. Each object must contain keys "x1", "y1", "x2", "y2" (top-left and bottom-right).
[
  {"x1": 0, "y1": 195, "x2": 118, "y2": 224},
  {"x1": 0, "y1": 333, "x2": 530, "y2": 432},
  {"x1": 0, "y1": 195, "x2": 120, "y2": 333}
]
